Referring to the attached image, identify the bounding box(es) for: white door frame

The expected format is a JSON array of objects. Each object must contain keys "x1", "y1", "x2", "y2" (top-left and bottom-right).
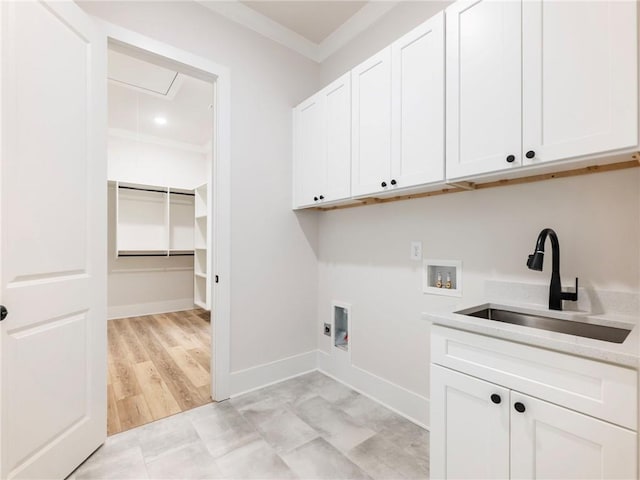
[{"x1": 102, "y1": 22, "x2": 231, "y2": 401}]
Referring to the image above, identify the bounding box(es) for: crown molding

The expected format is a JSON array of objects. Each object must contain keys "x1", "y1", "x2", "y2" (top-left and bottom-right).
[
  {"x1": 318, "y1": 2, "x2": 398, "y2": 61},
  {"x1": 196, "y1": 0, "x2": 400, "y2": 63},
  {"x1": 197, "y1": 1, "x2": 321, "y2": 61}
]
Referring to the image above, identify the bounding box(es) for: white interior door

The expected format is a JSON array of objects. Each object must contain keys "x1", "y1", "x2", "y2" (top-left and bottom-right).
[
  {"x1": 0, "y1": 2, "x2": 107, "y2": 478},
  {"x1": 445, "y1": 0, "x2": 522, "y2": 180},
  {"x1": 522, "y1": 0, "x2": 638, "y2": 165},
  {"x1": 430, "y1": 365, "x2": 510, "y2": 480},
  {"x1": 510, "y1": 392, "x2": 637, "y2": 479}
]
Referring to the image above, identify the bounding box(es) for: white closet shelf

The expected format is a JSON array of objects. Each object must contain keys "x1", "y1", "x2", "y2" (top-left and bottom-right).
[
  {"x1": 193, "y1": 182, "x2": 210, "y2": 311},
  {"x1": 118, "y1": 181, "x2": 168, "y2": 193},
  {"x1": 169, "y1": 249, "x2": 195, "y2": 255},
  {"x1": 115, "y1": 180, "x2": 197, "y2": 259},
  {"x1": 118, "y1": 249, "x2": 168, "y2": 257},
  {"x1": 169, "y1": 188, "x2": 195, "y2": 196}
]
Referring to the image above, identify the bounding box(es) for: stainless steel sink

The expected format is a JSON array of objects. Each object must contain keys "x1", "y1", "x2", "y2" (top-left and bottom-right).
[{"x1": 458, "y1": 307, "x2": 632, "y2": 344}]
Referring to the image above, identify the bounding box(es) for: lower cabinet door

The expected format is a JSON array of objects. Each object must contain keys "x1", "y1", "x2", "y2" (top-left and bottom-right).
[
  {"x1": 431, "y1": 365, "x2": 510, "y2": 479},
  {"x1": 510, "y1": 392, "x2": 637, "y2": 479}
]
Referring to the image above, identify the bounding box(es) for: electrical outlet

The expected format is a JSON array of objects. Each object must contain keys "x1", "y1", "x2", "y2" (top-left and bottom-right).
[
  {"x1": 323, "y1": 323, "x2": 331, "y2": 336},
  {"x1": 410, "y1": 241, "x2": 422, "y2": 261}
]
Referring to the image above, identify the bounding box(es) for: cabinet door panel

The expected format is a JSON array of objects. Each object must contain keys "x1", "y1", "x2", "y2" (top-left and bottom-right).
[
  {"x1": 523, "y1": 0, "x2": 637, "y2": 164},
  {"x1": 324, "y1": 73, "x2": 351, "y2": 202},
  {"x1": 431, "y1": 365, "x2": 510, "y2": 479},
  {"x1": 293, "y1": 95, "x2": 325, "y2": 208},
  {"x1": 511, "y1": 392, "x2": 637, "y2": 479},
  {"x1": 351, "y1": 47, "x2": 392, "y2": 196},
  {"x1": 391, "y1": 12, "x2": 445, "y2": 189},
  {"x1": 446, "y1": 0, "x2": 522, "y2": 179}
]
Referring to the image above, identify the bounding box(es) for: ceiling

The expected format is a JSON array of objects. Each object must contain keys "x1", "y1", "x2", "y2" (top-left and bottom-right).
[
  {"x1": 198, "y1": 0, "x2": 399, "y2": 62},
  {"x1": 241, "y1": 1, "x2": 367, "y2": 44},
  {"x1": 108, "y1": 49, "x2": 213, "y2": 147}
]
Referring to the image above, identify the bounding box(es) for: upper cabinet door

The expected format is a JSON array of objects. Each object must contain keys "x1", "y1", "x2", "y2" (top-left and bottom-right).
[
  {"x1": 351, "y1": 47, "x2": 392, "y2": 197},
  {"x1": 391, "y1": 12, "x2": 445, "y2": 189},
  {"x1": 522, "y1": 0, "x2": 638, "y2": 165},
  {"x1": 324, "y1": 73, "x2": 351, "y2": 202},
  {"x1": 446, "y1": 0, "x2": 522, "y2": 180},
  {"x1": 510, "y1": 392, "x2": 637, "y2": 479},
  {"x1": 293, "y1": 95, "x2": 326, "y2": 208}
]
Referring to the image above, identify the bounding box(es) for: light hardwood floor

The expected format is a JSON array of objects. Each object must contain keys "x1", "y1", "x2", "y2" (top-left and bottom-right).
[{"x1": 107, "y1": 309, "x2": 212, "y2": 435}]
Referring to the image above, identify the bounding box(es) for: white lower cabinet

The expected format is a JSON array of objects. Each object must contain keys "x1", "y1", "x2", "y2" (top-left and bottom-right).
[
  {"x1": 511, "y1": 391, "x2": 637, "y2": 479},
  {"x1": 431, "y1": 365, "x2": 510, "y2": 479},
  {"x1": 431, "y1": 357, "x2": 637, "y2": 479}
]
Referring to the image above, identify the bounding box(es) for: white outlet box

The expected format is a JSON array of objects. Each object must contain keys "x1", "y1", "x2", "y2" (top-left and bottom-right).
[{"x1": 410, "y1": 241, "x2": 422, "y2": 261}]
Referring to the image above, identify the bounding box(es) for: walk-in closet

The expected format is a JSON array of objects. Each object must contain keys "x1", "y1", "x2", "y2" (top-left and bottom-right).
[{"x1": 106, "y1": 45, "x2": 214, "y2": 434}]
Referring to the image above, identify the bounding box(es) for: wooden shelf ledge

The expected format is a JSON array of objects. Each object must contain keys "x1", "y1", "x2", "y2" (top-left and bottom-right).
[{"x1": 317, "y1": 158, "x2": 640, "y2": 212}]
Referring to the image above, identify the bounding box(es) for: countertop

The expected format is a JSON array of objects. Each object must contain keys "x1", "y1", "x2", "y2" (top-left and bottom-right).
[{"x1": 423, "y1": 302, "x2": 640, "y2": 369}]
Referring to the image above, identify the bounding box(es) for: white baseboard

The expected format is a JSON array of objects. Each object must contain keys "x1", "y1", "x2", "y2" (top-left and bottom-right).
[
  {"x1": 317, "y1": 350, "x2": 430, "y2": 429},
  {"x1": 227, "y1": 348, "x2": 430, "y2": 430},
  {"x1": 229, "y1": 350, "x2": 318, "y2": 397},
  {"x1": 107, "y1": 298, "x2": 196, "y2": 320}
]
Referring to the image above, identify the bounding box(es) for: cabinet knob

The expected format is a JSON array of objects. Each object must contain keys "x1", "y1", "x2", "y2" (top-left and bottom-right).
[
  {"x1": 490, "y1": 394, "x2": 501, "y2": 404},
  {"x1": 319, "y1": 195, "x2": 324, "y2": 200},
  {"x1": 381, "y1": 181, "x2": 387, "y2": 188},
  {"x1": 390, "y1": 179, "x2": 397, "y2": 185},
  {"x1": 506, "y1": 155, "x2": 515, "y2": 163},
  {"x1": 514, "y1": 402, "x2": 526, "y2": 413},
  {"x1": 0, "y1": 305, "x2": 6, "y2": 321},
  {"x1": 313, "y1": 196, "x2": 318, "y2": 201},
  {"x1": 525, "y1": 150, "x2": 536, "y2": 159}
]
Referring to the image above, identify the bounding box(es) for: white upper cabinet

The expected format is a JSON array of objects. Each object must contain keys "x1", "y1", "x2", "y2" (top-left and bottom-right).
[
  {"x1": 324, "y1": 74, "x2": 352, "y2": 203},
  {"x1": 447, "y1": 0, "x2": 638, "y2": 181},
  {"x1": 522, "y1": 0, "x2": 638, "y2": 165},
  {"x1": 294, "y1": 1, "x2": 639, "y2": 206},
  {"x1": 293, "y1": 74, "x2": 351, "y2": 209},
  {"x1": 293, "y1": 94, "x2": 325, "y2": 208},
  {"x1": 391, "y1": 12, "x2": 445, "y2": 189},
  {"x1": 351, "y1": 47, "x2": 393, "y2": 196},
  {"x1": 352, "y1": 14, "x2": 446, "y2": 197},
  {"x1": 446, "y1": 0, "x2": 523, "y2": 180}
]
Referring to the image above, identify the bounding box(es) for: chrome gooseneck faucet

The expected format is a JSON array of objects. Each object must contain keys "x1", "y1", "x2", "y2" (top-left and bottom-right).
[{"x1": 526, "y1": 228, "x2": 578, "y2": 311}]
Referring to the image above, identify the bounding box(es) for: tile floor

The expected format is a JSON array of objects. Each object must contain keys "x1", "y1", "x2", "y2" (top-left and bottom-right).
[{"x1": 71, "y1": 371, "x2": 429, "y2": 479}]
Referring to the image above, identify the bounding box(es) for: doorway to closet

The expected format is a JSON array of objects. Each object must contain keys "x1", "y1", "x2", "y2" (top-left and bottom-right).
[{"x1": 106, "y1": 44, "x2": 214, "y2": 435}]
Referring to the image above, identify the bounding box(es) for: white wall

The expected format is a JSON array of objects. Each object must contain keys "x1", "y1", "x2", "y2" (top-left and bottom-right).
[
  {"x1": 316, "y1": 2, "x2": 640, "y2": 426},
  {"x1": 107, "y1": 132, "x2": 207, "y2": 319},
  {"x1": 108, "y1": 130, "x2": 208, "y2": 189},
  {"x1": 318, "y1": 169, "x2": 639, "y2": 403},
  {"x1": 80, "y1": 1, "x2": 321, "y2": 378},
  {"x1": 320, "y1": 1, "x2": 452, "y2": 86}
]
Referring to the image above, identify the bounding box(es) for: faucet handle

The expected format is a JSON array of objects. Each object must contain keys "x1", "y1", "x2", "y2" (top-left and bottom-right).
[{"x1": 562, "y1": 277, "x2": 579, "y2": 302}]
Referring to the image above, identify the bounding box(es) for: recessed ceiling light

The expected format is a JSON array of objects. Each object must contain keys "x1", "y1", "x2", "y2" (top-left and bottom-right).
[{"x1": 154, "y1": 116, "x2": 167, "y2": 125}]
